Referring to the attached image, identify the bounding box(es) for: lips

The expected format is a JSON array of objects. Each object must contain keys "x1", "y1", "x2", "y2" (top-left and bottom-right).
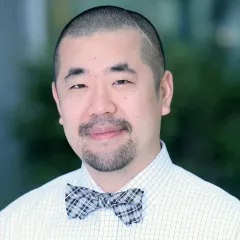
[
  {"x1": 88, "y1": 126, "x2": 125, "y2": 141},
  {"x1": 89, "y1": 126, "x2": 123, "y2": 135}
]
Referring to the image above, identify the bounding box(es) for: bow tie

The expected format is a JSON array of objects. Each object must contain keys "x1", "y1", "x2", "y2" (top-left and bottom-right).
[{"x1": 65, "y1": 183, "x2": 144, "y2": 226}]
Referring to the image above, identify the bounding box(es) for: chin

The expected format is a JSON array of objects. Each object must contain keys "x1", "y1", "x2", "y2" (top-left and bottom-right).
[{"x1": 86, "y1": 141, "x2": 121, "y2": 153}]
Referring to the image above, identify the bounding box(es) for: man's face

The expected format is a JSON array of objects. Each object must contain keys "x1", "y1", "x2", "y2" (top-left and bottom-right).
[{"x1": 52, "y1": 28, "x2": 172, "y2": 172}]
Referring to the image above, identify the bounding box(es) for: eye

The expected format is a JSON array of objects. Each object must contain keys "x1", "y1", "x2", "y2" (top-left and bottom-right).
[
  {"x1": 113, "y1": 80, "x2": 130, "y2": 85},
  {"x1": 70, "y1": 84, "x2": 87, "y2": 89}
]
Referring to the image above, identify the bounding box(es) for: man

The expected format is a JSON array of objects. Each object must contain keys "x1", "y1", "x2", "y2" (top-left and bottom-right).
[{"x1": 0, "y1": 5, "x2": 239, "y2": 240}]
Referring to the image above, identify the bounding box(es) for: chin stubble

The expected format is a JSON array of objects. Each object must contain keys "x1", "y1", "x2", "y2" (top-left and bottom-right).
[
  {"x1": 78, "y1": 116, "x2": 137, "y2": 172},
  {"x1": 82, "y1": 138, "x2": 137, "y2": 172}
]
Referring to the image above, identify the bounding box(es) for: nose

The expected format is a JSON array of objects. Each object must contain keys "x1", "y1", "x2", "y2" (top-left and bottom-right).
[{"x1": 87, "y1": 86, "x2": 117, "y2": 117}]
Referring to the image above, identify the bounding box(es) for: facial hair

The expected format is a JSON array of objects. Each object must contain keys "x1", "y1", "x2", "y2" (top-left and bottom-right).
[{"x1": 78, "y1": 116, "x2": 137, "y2": 172}]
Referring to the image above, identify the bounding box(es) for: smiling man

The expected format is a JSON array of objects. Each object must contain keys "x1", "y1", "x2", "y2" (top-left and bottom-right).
[{"x1": 0, "y1": 6, "x2": 239, "y2": 240}]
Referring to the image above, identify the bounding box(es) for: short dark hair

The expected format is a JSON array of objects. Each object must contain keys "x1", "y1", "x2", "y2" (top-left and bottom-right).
[{"x1": 53, "y1": 6, "x2": 166, "y2": 91}]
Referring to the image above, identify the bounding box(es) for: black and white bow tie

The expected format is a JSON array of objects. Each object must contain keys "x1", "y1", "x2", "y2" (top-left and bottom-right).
[{"x1": 65, "y1": 183, "x2": 144, "y2": 226}]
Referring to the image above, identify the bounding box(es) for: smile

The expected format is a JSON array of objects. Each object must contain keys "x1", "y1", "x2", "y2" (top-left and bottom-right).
[{"x1": 88, "y1": 127, "x2": 125, "y2": 141}]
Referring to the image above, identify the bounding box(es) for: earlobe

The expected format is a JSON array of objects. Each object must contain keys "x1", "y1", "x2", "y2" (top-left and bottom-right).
[
  {"x1": 52, "y1": 82, "x2": 63, "y2": 124},
  {"x1": 59, "y1": 117, "x2": 63, "y2": 125},
  {"x1": 160, "y1": 70, "x2": 173, "y2": 116}
]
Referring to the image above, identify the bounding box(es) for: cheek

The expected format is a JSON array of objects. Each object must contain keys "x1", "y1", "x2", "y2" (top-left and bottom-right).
[
  {"x1": 60, "y1": 100, "x2": 83, "y2": 151},
  {"x1": 60, "y1": 97, "x2": 84, "y2": 130},
  {"x1": 121, "y1": 92, "x2": 160, "y2": 132},
  {"x1": 127, "y1": 94, "x2": 160, "y2": 135}
]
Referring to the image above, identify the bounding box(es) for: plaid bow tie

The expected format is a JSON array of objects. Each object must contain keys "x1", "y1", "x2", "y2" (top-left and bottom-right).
[{"x1": 65, "y1": 183, "x2": 144, "y2": 226}]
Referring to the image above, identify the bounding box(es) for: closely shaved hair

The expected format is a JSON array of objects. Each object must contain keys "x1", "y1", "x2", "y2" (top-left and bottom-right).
[{"x1": 53, "y1": 6, "x2": 166, "y2": 91}]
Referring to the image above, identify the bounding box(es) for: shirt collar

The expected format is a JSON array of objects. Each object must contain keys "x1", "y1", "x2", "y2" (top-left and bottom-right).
[
  {"x1": 79, "y1": 140, "x2": 174, "y2": 205},
  {"x1": 120, "y1": 140, "x2": 173, "y2": 192},
  {"x1": 120, "y1": 140, "x2": 174, "y2": 214}
]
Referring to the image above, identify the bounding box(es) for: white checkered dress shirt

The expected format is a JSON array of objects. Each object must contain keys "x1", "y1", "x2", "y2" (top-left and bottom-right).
[{"x1": 0, "y1": 141, "x2": 239, "y2": 239}]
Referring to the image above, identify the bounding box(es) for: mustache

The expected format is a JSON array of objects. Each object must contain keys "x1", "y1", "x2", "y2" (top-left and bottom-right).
[{"x1": 78, "y1": 116, "x2": 132, "y2": 137}]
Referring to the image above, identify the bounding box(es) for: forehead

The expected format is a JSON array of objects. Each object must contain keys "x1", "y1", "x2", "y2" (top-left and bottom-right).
[{"x1": 58, "y1": 28, "x2": 143, "y2": 70}]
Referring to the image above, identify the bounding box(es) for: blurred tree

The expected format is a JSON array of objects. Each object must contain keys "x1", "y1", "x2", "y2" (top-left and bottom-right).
[
  {"x1": 14, "y1": 62, "x2": 79, "y2": 190},
  {"x1": 162, "y1": 42, "x2": 240, "y2": 197}
]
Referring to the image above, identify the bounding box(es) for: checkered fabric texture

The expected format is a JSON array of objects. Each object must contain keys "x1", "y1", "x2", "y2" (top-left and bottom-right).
[{"x1": 66, "y1": 183, "x2": 144, "y2": 225}]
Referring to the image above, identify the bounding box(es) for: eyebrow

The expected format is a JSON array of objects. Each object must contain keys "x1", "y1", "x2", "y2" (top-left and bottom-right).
[
  {"x1": 64, "y1": 67, "x2": 85, "y2": 80},
  {"x1": 107, "y1": 63, "x2": 137, "y2": 75},
  {"x1": 64, "y1": 63, "x2": 136, "y2": 80}
]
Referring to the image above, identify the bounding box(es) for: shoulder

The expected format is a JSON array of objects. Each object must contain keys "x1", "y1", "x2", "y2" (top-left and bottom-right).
[
  {"x1": 0, "y1": 168, "x2": 82, "y2": 238},
  {"x1": 169, "y1": 164, "x2": 240, "y2": 236},
  {"x1": 1, "y1": 168, "x2": 82, "y2": 213},
  {"x1": 151, "y1": 164, "x2": 240, "y2": 238},
  {"x1": 172, "y1": 164, "x2": 239, "y2": 204}
]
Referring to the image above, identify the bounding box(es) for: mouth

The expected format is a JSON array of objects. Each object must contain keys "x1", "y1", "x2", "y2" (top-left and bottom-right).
[{"x1": 88, "y1": 126, "x2": 126, "y2": 141}]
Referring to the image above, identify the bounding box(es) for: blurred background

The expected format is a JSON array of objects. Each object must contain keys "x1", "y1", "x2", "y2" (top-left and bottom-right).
[{"x1": 0, "y1": 0, "x2": 239, "y2": 210}]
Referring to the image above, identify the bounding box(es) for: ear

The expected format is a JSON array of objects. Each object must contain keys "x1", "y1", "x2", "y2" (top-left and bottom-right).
[
  {"x1": 52, "y1": 82, "x2": 63, "y2": 125},
  {"x1": 159, "y1": 70, "x2": 173, "y2": 116}
]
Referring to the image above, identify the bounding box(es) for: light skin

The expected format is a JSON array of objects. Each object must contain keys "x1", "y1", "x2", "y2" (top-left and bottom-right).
[{"x1": 52, "y1": 28, "x2": 173, "y2": 192}]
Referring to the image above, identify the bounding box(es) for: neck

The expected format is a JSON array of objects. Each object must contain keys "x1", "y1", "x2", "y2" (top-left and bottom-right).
[{"x1": 84, "y1": 141, "x2": 161, "y2": 193}]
